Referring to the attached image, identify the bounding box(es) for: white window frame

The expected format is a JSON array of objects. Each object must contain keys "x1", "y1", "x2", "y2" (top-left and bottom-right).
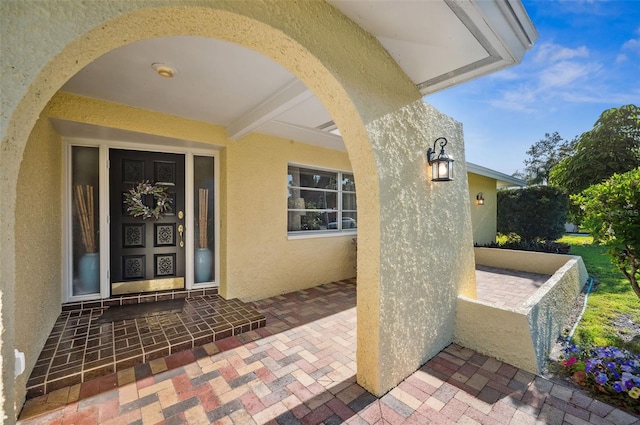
[{"x1": 287, "y1": 163, "x2": 357, "y2": 239}]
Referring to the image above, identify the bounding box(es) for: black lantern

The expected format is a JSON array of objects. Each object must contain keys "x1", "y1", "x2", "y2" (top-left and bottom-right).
[
  {"x1": 427, "y1": 137, "x2": 454, "y2": 181},
  {"x1": 476, "y1": 192, "x2": 485, "y2": 205}
]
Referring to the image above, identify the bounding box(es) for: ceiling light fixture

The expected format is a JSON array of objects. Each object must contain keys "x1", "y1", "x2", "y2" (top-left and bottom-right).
[{"x1": 152, "y1": 63, "x2": 176, "y2": 78}]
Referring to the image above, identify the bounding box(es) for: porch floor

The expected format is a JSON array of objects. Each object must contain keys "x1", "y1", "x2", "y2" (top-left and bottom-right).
[
  {"x1": 25, "y1": 289, "x2": 266, "y2": 400},
  {"x1": 19, "y1": 277, "x2": 638, "y2": 424},
  {"x1": 24, "y1": 267, "x2": 551, "y2": 402}
]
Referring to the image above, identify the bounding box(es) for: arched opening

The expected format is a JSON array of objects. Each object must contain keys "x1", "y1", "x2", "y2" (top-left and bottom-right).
[
  {"x1": 2, "y1": 4, "x2": 385, "y2": 418},
  {"x1": 2, "y1": 3, "x2": 477, "y2": 420}
]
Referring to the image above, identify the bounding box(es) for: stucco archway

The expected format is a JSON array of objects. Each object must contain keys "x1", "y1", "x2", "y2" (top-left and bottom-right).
[{"x1": 1, "y1": 1, "x2": 476, "y2": 420}]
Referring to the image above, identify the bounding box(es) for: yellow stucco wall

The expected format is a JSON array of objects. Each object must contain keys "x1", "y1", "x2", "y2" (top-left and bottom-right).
[
  {"x1": 1, "y1": 2, "x2": 477, "y2": 417},
  {"x1": 468, "y1": 173, "x2": 497, "y2": 245},
  {"x1": 47, "y1": 93, "x2": 357, "y2": 302},
  {"x1": 13, "y1": 107, "x2": 63, "y2": 408},
  {"x1": 224, "y1": 134, "x2": 355, "y2": 300}
]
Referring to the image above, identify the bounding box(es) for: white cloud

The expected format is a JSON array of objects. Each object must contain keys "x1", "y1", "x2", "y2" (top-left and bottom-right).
[
  {"x1": 621, "y1": 26, "x2": 640, "y2": 54},
  {"x1": 483, "y1": 41, "x2": 617, "y2": 113},
  {"x1": 533, "y1": 42, "x2": 589, "y2": 63},
  {"x1": 487, "y1": 85, "x2": 538, "y2": 113},
  {"x1": 538, "y1": 61, "x2": 596, "y2": 89},
  {"x1": 615, "y1": 54, "x2": 628, "y2": 64},
  {"x1": 622, "y1": 38, "x2": 640, "y2": 53}
]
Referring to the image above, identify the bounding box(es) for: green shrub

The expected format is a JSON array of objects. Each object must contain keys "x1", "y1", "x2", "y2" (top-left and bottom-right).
[
  {"x1": 477, "y1": 238, "x2": 570, "y2": 254},
  {"x1": 497, "y1": 186, "x2": 568, "y2": 241},
  {"x1": 571, "y1": 168, "x2": 640, "y2": 299}
]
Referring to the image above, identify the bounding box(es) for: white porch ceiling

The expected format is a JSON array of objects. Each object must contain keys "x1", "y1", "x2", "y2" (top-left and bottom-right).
[{"x1": 57, "y1": 0, "x2": 537, "y2": 149}]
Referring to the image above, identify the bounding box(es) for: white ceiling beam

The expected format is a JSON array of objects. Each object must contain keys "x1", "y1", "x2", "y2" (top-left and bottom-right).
[
  {"x1": 257, "y1": 121, "x2": 346, "y2": 151},
  {"x1": 227, "y1": 79, "x2": 314, "y2": 141}
]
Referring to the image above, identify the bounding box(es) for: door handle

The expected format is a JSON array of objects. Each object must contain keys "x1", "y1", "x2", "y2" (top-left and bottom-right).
[{"x1": 178, "y1": 224, "x2": 184, "y2": 248}]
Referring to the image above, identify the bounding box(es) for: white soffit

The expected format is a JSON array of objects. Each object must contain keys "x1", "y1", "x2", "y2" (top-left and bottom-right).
[
  {"x1": 57, "y1": 1, "x2": 537, "y2": 148},
  {"x1": 330, "y1": 0, "x2": 537, "y2": 95}
]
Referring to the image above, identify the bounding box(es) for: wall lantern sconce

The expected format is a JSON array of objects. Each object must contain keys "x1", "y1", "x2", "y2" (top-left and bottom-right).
[
  {"x1": 427, "y1": 137, "x2": 454, "y2": 181},
  {"x1": 476, "y1": 192, "x2": 485, "y2": 205}
]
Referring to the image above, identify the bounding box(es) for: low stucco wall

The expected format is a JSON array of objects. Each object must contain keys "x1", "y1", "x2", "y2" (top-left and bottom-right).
[
  {"x1": 456, "y1": 297, "x2": 538, "y2": 372},
  {"x1": 456, "y1": 249, "x2": 588, "y2": 374},
  {"x1": 474, "y1": 247, "x2": 572, "y2": 275},
  {"x1": 524, "y1": 254, "x2": 588, "y2": 371}
]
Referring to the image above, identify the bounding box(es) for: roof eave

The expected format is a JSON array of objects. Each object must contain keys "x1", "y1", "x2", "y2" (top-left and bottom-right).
[
  {"x1": 419, "y1": 0, "x2": 538, "y2": 95},
  {"x1": 466, "y1": 162, "x2": 527, "y2": 187}
]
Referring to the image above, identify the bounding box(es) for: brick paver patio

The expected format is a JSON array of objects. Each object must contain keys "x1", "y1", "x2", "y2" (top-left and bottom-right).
[
  {"x1": 18, "y1": 280, "x2": 639, "y2": 424},
  {"x1": 475, "y1": 265, "x2": 550, "y2": 308}
]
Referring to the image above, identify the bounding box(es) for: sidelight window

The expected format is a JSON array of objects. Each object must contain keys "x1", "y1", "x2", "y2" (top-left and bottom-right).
[
  {"x1": 70, "y1": 146, "x2": 101, "y2": 296},
  {"x1": 193, "y1": 155, "x2": 215, "y2": 283}
]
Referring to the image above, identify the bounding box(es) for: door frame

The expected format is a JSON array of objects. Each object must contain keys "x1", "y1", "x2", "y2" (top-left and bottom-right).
[{"x1": 62, "y1": 137, "x2": 220, "y2": 303}]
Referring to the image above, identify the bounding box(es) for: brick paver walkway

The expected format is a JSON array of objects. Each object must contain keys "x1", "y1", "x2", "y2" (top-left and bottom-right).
[{"x1": 18, "y1": 280, "x2": 639, "y2": 424}]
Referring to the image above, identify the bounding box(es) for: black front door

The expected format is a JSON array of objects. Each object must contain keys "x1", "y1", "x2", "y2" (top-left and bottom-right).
[{"x1": 109, "y1": 149, "x2": 186, "y2": 295}]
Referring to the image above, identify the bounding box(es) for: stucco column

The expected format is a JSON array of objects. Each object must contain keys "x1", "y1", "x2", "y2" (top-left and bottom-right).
[{"x1": 356, "y1": 101, "x2": 476, "y2": 394}]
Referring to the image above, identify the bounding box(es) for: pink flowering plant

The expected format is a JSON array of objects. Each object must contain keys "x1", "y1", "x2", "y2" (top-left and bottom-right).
[{"x1": 558, "y1": 343, "x2": 640, "y2": 414}]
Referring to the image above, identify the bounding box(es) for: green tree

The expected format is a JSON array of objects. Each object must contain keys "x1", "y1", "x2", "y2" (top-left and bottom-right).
[
  {"x1": 549, "y1": 104, "x2": 640, "y2": 195},
  {"x1": 515, "y1": 132, "x2": 576, "y2": 185},
  {"x1": 571, "y1": 169, "x2": 640, "y2": 299}
]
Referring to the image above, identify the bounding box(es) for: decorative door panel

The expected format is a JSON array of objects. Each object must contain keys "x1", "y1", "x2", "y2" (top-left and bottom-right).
[{"x1": 109, "y1": 149, "x2": 185, "y2": 295}]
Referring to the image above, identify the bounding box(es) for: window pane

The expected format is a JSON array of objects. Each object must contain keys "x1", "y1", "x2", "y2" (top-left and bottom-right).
[
  {"x1": 342, "y1": 174, "x2": 355, "y2": 191},
  {"x1": 288, "y1": 211, "x2": 336, "y2": 231},
  {"x1": 289, "y1": 166, "x2": 337, "y2": 189},
  {"x1": 72, "y1": 146, "x2": 100, "y2": 296},
  {"x1": 297, "y1": 189, "x2": 336, "y2": 209},
  {"x1": 342, "y1": 193, "x2": 357, "y2": 210},
  {"x1": 193, "y1": 156, "x2": 215, "y2": 283},
  {"x1": 342, "y1": 212, "x2": 357, "y2": 229}
]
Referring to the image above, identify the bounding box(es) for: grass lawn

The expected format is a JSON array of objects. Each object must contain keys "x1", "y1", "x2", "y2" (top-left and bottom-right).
[{"x1": 558, "y1": 234, "x2": 640, "y2": 354}]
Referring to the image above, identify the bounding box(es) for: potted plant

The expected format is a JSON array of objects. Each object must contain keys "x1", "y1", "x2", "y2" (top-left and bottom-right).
[
  {"x1": 195, "y1": 188, "x2": 212, "y2": 283},
  {"x1": 74, "y1": 184, "x2": 99, "y2": 293}
]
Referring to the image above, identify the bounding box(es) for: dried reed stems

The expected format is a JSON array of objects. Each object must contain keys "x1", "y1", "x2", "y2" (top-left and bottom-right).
[
  {"x1": 74, "y1": 185, "x2": 96, "y2": 253},
  {"x1": 199, "y1": 188, "x2": 209, "y2": 249}
]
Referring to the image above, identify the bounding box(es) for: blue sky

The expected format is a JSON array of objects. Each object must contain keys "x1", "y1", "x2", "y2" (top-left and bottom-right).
[{"x1": 425, "y1": 0, "x2": 640, "y2": 176}]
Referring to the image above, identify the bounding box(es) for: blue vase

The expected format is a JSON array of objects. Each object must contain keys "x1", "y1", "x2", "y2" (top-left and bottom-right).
[
  {"x1": 78, "y1": 252, "x2": 100, "y2": 294},
  {"x1": 195, "y1": 248, "x2": 212, "y2": 283}
]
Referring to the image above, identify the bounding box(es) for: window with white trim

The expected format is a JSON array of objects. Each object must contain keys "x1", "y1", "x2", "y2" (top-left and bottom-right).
[{"x1": 287, "y1": 165, "x2": 357, "y2": 233}]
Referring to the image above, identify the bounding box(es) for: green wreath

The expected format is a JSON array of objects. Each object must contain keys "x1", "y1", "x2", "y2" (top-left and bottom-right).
[{"x1": 123, "y1": 181, "x2": 173, "y2": 220}]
